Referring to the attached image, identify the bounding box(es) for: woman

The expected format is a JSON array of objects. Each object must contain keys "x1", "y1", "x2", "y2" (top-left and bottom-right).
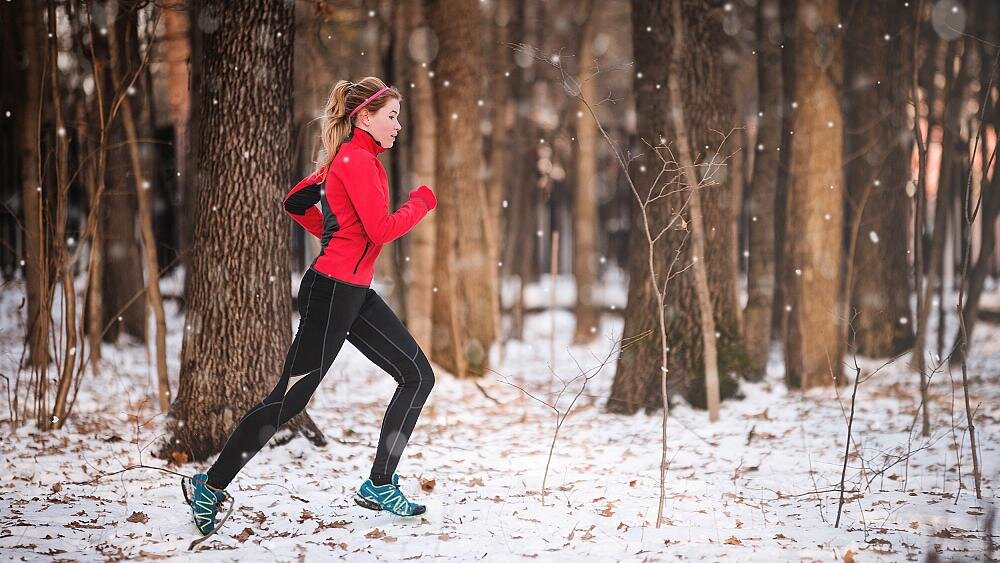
[{"x1": 185, "y1": 77, "x2": 438, "y2": 535}]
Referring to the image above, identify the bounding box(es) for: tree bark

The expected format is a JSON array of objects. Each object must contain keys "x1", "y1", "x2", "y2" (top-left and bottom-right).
[
  {"x1": 162, "y1": 2, "x2": 192, "y2": 288},
  {"x1": 744, "y1": 0, "x2": 782, "y2": 378},
  {"x1": 401, "y1": 0, "x2": 438, "y2": 352},
  {"x1": 166, "y1": 0, "x2": 322, "y2": 461},
  {"x1": 99, "y1": 2, "x2": 146, "y2": 343},
  {"x1": 572, "y1": 0, "x2": 601, "y2": 345},
  {"x1": 608, "y1": 0, "x2": 745, "y2": 414},
  {"x1": 782, "y1": 0, "x2": 844, "y2": 389},
  {"x1": 19, "y1": 1, "x2": 52, "y2": 369},
  {"x1": 425, "y1": 0, "x2": 498, "y2": 378},
  {"x1": 842, "y1": 0, "x2": 914, "y2": 358}
]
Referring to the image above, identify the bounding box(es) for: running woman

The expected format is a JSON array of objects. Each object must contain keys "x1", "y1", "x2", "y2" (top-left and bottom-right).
[{"x1": 185, "y1": 77, "x2": 438, "y2": 535}]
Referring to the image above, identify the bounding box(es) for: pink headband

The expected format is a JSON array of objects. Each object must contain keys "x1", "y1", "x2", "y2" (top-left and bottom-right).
[{"x1": 349, "y1": 86, "x2": 390, "y2": 120}]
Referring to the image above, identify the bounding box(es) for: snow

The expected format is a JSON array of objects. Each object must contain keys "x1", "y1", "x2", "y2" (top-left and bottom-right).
[{"x1": 0, "y1": 270, "x2": 997, "y2": 561}]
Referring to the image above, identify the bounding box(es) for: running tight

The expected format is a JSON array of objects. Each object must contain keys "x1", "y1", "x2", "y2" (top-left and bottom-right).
[{"x1": 206, "y1": 267, "x2": 435, "y2": 490}]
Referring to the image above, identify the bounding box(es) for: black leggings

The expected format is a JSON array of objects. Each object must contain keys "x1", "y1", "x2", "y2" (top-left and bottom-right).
[{"x1": 206, "y1": 267, "x2": 435, "y2": 490}]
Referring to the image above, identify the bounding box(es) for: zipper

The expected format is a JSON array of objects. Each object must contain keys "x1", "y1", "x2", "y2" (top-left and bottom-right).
[{"x1": 353, "y1": 241, "x2": 371, "y2": 274}]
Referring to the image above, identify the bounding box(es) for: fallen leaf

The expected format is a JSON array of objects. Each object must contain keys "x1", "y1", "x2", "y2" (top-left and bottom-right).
[
  {"x1": 438, "y1": 533, "x2": 451, "y2": 541},
  {"x1": 844, "y1": 549, "x2": 855, "y2": 563},
  {"x1": 236, "y1": 527, "x2": 254, "y2": 543},
  {"x1": 420, "y1": 477, "x2": 436, "y2": 492},
  {"x1": 299, "y1": 509, "x2": 314, "y2": 523},
  {"x1": 51, "y1": 483, "x2": 62, "y2": 494},
  {"x1": 170, "y1": 451, "x2": 189, "y2": 465},
  {"x1": 724, "y1": 536, "x2": 742, "y2": 545},
  {"x1": 126, "y1": 512, "x2": 149, "y2": 524},
  {"x1": 366, "y1": 528, "x2": 386, "y2": 540}
]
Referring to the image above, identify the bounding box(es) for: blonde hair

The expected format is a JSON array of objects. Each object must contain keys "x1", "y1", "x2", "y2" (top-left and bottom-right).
[{"x1": 317, "y1": 76, "x2": 402, "y2": 170}]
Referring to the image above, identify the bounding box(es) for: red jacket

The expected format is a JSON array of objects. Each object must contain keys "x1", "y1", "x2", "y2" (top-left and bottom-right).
[{"x1": 283, "y1": 128, "x2": 434, "y2": 286}]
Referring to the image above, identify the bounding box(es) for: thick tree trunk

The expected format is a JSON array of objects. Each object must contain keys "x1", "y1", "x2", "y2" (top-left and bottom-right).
[
  {"x1": 843, "y1": 1, "x2": 914, "y2": 358},
  {"x1": 744, "y1": 0, "x2": 782, "y2": 378},
  {"x1": 425, "y1": 0, "x2": 498, "y2": 378},
  {"x1": 402, "y1": 0, "x2": 437, "y2": 351},
  {"x1": 782, "y1": 0, "x2": 844, "y2": 389},
  {"x1": 19, "y1": 3, "x2": 51, "y2": 369},
  {"x1": 608, "y1": 0, "x2": 745, "y2": 414},
  {"x1": 572, "y1": 0, "x2": 601, "y2": 345},
  {"x1": 99, "y1": 3, "x2": 146, "y2": 343},
  {"x1": 166, "y1": 0, "x2": 322, "y2": 461}
]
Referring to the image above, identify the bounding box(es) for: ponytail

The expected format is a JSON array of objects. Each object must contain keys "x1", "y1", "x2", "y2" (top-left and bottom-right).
[{"x1": 317, "y1": 77, "x2": 402, "y2": 170}]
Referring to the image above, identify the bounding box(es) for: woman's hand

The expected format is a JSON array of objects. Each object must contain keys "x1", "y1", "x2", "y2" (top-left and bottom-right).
[{"x1": 409, "y1": 185, "x2": 437, "y2": 211}]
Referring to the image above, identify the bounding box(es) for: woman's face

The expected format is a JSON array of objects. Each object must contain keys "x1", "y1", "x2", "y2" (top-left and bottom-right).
[{"x1": 359, "y1": 98, "x2": 402, "y2": 149}]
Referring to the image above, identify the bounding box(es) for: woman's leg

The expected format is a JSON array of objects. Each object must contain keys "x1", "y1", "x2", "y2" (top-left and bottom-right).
[
  {"x1": 347, "y1": 289, "x2": 436, "y2": 485},
  {"x1": 205, "y1": 270, "x2": 368, "y2": 490}
]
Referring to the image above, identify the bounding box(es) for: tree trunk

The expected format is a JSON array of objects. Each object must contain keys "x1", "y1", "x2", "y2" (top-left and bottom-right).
[
  {"x1": 782, "y1": 0, "x2": 844, "y2": 389},
  {"x1": 608, "y1": 0, "x2": 745, "y2": 414},
  {"x1": 425, "y1": 0, "x2": 498, "y2": 378},
  {"x1": 107, "y1": 6, "x2": 171, "y2": 412},
  {"x1": 402, "y1": 0, "x2": 437, "y2": 352},
  {"x1": 162, "y1": 2, "x2": 192, "y2": 289},
  {"x1": 166, "y1": 0, "x2": 322, "y2": 461},
  {"x1": 19, "y1": 2, "x2": 51, "y2": 369},
  {"x1": 99, "y1": 3, "x2": 146, "y2": 343},
  {"x1": 744, "y1": 0, "x2": 782, "y2": 378},
  {"x1": 572, "y1": 0, "x2": 601, "y2": 345},
  {"x1": 842, "y1": 1, "x2": 914, "y2": 358}
]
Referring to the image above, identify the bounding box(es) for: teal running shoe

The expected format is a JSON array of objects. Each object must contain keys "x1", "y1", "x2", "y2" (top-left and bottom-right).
[
  {"x1": 354, "y1": 474, "x2": 426, "y2": 516},
  {"x1": 182, "y1": 473, "x2": 229, "y2": 535}
]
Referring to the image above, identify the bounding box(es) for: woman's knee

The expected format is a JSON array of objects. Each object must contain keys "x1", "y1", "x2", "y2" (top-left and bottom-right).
[{"x1": 407, "y1": 350, "x2": 435, "y2": 395}]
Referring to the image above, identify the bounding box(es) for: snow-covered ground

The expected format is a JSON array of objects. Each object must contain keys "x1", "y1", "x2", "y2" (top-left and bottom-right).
[{"x1": 1, "y1": 270, "x2": 997, "y2": 561}]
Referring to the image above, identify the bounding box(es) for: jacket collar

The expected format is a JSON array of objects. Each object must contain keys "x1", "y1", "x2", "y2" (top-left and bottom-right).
[{"x1": 348, "y1": 127, "x2": 386, "y2": 156}]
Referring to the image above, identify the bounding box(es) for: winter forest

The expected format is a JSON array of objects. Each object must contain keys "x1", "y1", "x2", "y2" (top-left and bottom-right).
[{"x1": 1, "y1": 0, "x2": 998, "y2": 560}]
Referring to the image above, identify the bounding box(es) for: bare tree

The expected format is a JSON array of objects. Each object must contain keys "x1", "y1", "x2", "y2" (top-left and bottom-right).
[
  {"x1": 744, "y1": 0, "x2": 782, "y2": 379},
  {"x1": 19, "y1": 0, "x2": 51, "y2": 371},
  {"x1": 571, "y1": 0, "x2": 601, "y2": 345},
  {"x1": 425, "y1": 0, "x2": 499, "y2": 378},
  {"x1": 782, "y1": 0, "x2": 845, "y2": 389},
  {"x1": 165, "y1": 0, "x2": 323, "y2": 460}
]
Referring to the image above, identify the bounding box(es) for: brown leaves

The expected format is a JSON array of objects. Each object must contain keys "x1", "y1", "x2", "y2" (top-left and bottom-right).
[
  {"x1": 51, "y1": 483, "x2": 62, "y2": 494},
  {"x1": 843, "y1": 550, "x2": 856, "y2": 563},
  {"x1": 169, "y1": 451, "x2": 189, "y2": 465},
  {"x1": 126, "y1": 512, "x2": 149, "y2": 524},
  {"x1": 724, "y1": 536, "x2": 742, "y2": 545},
  {"x1": 236, "y1": 527, "x2": 254, "y2": 543},
  {"x1": 365, "y1": 528, "x2": 397, "y2": 542},
  {"x1": 298, "y1": 509, "x2": 314, "y2": 523},
  {"x1": 419, "y1": 477, "x2": 436, "y2": 492}
]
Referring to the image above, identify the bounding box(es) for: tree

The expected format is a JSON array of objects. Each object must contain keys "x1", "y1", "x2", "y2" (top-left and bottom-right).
[
  {"x1": 782, "y1": 0, "x2": 844, "y2": 389},
  {"x1": 166, "y1": 0, "x2": 321, "y2": 460},
  {"x1": 425, "y1": 0, "x2": 499, "y2": 378},
  {"x1": 744, "y1": 0, "x2": 783, "y2": 377},
  {"x1": 18, "y1": 0, "x2": 51, "y2": 368},
  {"x1": 571, "y1": 0, "x2": 601, "y2": 345},
  {"x1": 607, "y1": 0, "x2": 745, "y2": 414},
  {"x1": 97, "y1": 1, "x2": 146, "y2": 343},
  {"x1": 400, "y1": 0, "x2": 438, "y2": 351},
  {"x1": 842, "y1": 1, "x2": 914, "y2": 357}
]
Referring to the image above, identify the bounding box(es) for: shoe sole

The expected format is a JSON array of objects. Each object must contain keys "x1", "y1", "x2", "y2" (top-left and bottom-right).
[
  {"x1": 353, "y1": 493, "x2": 426, "y2": 516},
  {"x1": 354, "y1": 493, "x2": 383, "y2": 511}
]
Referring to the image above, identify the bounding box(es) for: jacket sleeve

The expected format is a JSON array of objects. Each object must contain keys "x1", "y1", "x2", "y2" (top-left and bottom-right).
[
  {"x1": 282, "y1": 170, "x2": 325, "y2": 239},
  {"x1": 336, "y1": 155, "x2": 429, "y2": 245}
]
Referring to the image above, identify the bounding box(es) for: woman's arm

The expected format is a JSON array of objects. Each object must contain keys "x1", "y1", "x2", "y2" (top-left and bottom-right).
[
  {"x1": 336, "y1": 155, "x2": 431, "y2": 245},
  {"x1": 282, "y1": 170, "x2": 325, "y2": 239}
]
